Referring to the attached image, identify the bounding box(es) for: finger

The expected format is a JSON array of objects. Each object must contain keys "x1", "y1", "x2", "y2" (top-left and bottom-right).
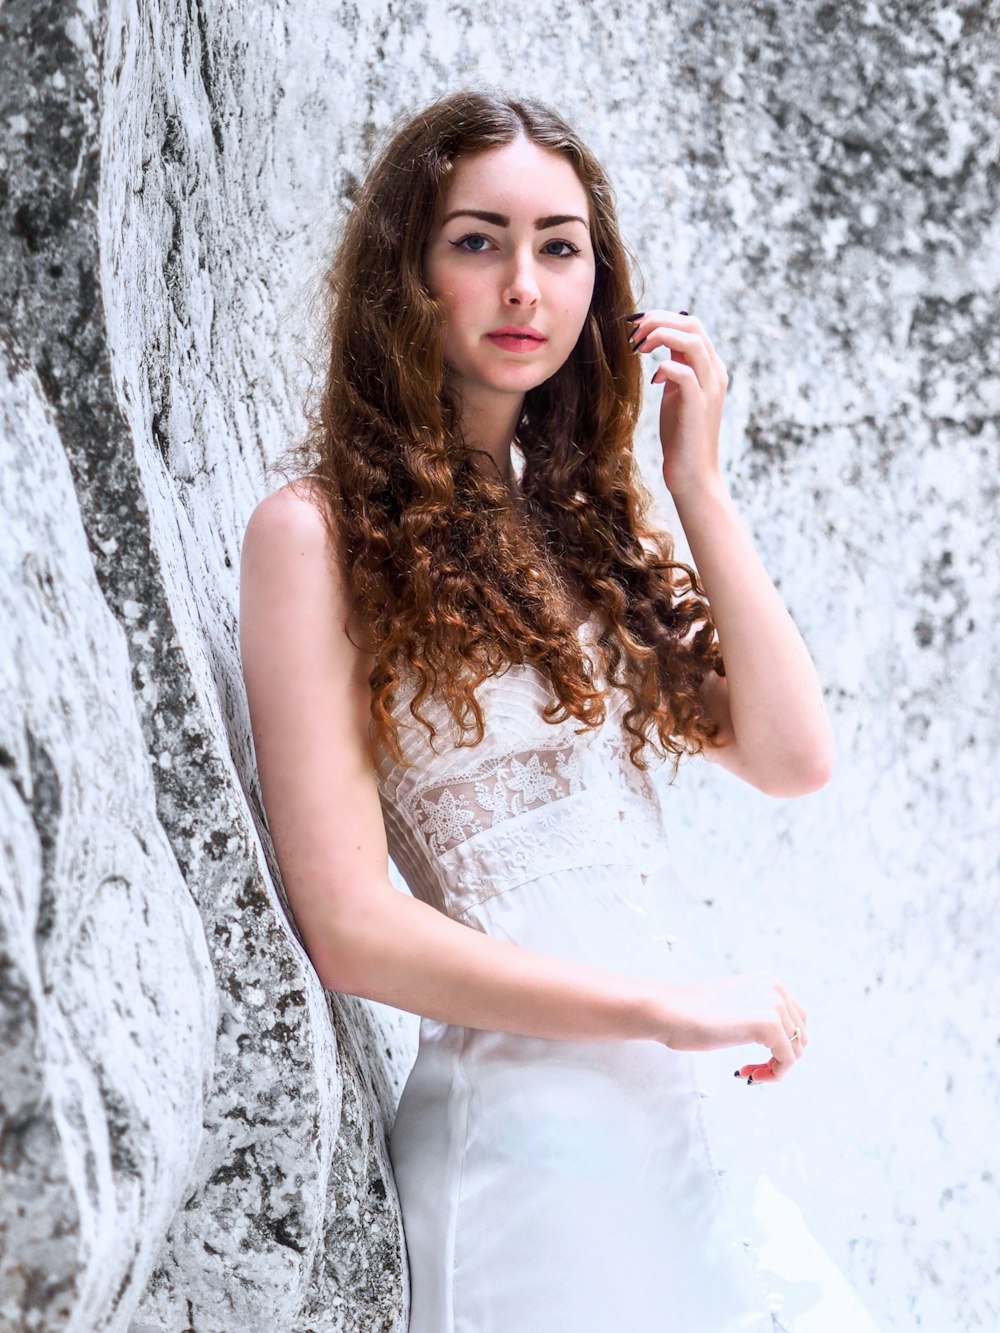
[
  {"x1": 788, "y1": 1004, "x2": 808, "y2": 1051},
  {"x1": 782, "y1": 994, "x2": 809, "y2": 1050},
  {"x1": 759, "y1": 1049, "x2": 802, "y2": 1083},
  {"x1": 629, "y1": 312, "x2": 712, "y2": 357},
  {"x1": 637, "y1": 310, "x2": 725, "y2": 365},
  {"x1": 786, "y1": 1025, "x2": 807, "y2": 1054},
  {"x1": 755, "y1": 1058, "x2": 783, "y2": 1083},
  {"x1": 635, "y1": 328, "x2": 716, "y2": 389},
  {"x1": 627, "y1": 307, "x2": 686, "y2": 338},
  {"x1": 674, "y1": 314, "x2": 726, "y2": 381},
  {"x1": 650, "y1": 359, "x2": 698, "y2": 389},
  {"x1": 626, "y1": 310, "x2": 668, "y2": 347},
  {"x1": 735, "y1": 1061, "x2": 769, "y2": 1079},
  {"x1": 734, "y1": 1061, "x2": 777, "y2": 1084},
  {"x1": 775, "y1": 984, "x2": 807, "y2": 1027},
  {"x1": 771, "y1": 1021, "x2": 798, "y2": 1067},
  {"x1": 652, "y1": 314, "x2": 725, "y2": 380},
  {"x1": 654, "y1": 338, "x2": 727, "y2": 399}
]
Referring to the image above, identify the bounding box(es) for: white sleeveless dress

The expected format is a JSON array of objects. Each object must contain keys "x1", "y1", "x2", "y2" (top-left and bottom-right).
[{"x1": 376, "y1": 615, "x2": 883, "y2": 1333}]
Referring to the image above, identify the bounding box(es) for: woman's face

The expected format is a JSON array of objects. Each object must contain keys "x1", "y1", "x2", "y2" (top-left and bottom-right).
[{"x1": 422, "y1": 137, "x2": 597, "y2": 404}]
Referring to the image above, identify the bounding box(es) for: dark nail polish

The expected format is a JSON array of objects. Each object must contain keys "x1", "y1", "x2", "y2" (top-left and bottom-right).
[
  {"x1": 733, "y1": 1070, "x2": 741, "y2": 1078},
  {"x1": 747, "y1": 1074, "x2": 754, "y2": 1084},
  {"x1": 679, "y1": 309, "x2": 690, "y2": 316},
  {"x1": 625, "y1": 311, "x2": 645, "y2": 321}
]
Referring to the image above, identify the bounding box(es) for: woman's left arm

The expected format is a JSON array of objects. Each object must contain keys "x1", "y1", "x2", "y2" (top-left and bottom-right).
[{"x1": 630, "y1": 308, "x2": 835, "y2": 797}]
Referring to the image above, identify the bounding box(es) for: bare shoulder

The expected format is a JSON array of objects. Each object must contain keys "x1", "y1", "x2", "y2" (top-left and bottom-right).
[
  {"x1": 241, "y1": 479, "x2": 363, "y2": 641},
  {"x1": 243, "y1": 478, "x2": 340, "y2": 571},
  {"x1": 238, "y1": 476, "x2": 375, "y2": 760},
  {"x1": 238, "y1": 480, "x2": 388, "y2": 983},
  {"x1": 251, "y1": 475, "x2": 327, "y2": 519}
]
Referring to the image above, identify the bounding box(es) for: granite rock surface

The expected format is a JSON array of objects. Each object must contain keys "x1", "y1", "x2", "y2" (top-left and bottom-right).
[
  {"x1": 1, "y1": 1, "x2": 996, "y2": 1330},
  {"x1": 2, "y1": 2, "x2": 406, "y2": 1330}
]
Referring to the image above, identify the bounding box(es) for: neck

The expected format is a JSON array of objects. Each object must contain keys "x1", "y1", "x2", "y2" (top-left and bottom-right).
[{"x1": 449, "y1": 380, "x2": 524, "y2": 491}]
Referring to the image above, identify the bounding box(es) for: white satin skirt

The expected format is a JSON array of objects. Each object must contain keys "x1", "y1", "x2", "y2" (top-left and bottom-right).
[{"x1": 388, "y1": 868, "x2": 884, "y2": 1333}]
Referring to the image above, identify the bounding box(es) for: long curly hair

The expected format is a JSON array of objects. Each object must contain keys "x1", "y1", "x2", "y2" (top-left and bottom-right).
[{"x1": 273, "y1": 88, "x2": 724, "y2": 772}]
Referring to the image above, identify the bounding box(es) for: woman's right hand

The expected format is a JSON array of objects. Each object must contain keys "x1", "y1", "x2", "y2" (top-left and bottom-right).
[{"x1": 657, "y1": 972, "x2": 809, "y2": 1083}]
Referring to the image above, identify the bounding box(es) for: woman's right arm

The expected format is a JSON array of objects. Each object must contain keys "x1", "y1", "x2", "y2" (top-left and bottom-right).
[{"x1": 238, "y1": 483, "x2": 806, "y2": 1072}]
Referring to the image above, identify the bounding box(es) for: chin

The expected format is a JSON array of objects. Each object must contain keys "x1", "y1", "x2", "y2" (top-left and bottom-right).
[{"x1": 467, "y1": 364, "x2": 554, "y2": 392}]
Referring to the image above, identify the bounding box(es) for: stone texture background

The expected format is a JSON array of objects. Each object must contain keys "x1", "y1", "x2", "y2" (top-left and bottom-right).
[{"x1": 1, "y1": 0, "x2": 996, "y2": 1330}]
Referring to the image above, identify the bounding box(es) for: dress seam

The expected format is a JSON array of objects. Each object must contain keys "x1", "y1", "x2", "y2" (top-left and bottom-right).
[{"x1": 452, "y1": 856, "x2": 663, "y2": 920}]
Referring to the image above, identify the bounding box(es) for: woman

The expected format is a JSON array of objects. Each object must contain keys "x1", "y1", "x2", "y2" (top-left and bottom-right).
[{"x1": 240, "y1": 89, "x2": 882, "y2": 1332}]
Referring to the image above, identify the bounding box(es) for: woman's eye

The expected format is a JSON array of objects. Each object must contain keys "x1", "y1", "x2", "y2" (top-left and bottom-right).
[
  {"x1": 544, "y1": 240, "x2": 580, "y2": 258},
  {"x1": 451, "y1": 233, "x2": 492, "y2": 253}
]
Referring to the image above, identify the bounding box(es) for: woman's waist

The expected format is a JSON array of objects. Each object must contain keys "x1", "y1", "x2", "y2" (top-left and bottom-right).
[
  {"x1": 409, "y1": 1008, "x2": 696, "y2": 1096},
  {"x1": 459, "y1": 863, "x2": 706, "y2": 980}
]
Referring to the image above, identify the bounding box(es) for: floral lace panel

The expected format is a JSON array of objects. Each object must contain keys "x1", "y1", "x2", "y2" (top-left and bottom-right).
[{"x1": 411, "y1": 745, "x2": 585, "y2": 856}]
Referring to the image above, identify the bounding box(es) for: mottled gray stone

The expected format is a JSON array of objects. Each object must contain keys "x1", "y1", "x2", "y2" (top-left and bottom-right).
[
  {"x1": 0, "y1": 353, "x2": 218, "y2": 1330},
  {"x1": 1, "y1": 0, "x2": 997, "y2": 1329},
  {"x1": 1, "y1": 2, "x2": 405, "y2": 1330}
]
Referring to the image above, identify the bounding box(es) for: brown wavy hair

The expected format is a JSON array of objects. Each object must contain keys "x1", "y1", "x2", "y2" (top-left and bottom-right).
[{"x1": 273, "y1": 88, "x2": 724, "y2": 772}]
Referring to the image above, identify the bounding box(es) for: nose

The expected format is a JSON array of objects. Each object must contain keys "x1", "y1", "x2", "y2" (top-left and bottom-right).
[{"x1": 503, "y1": 248, "x2": 541, "y2": 306}]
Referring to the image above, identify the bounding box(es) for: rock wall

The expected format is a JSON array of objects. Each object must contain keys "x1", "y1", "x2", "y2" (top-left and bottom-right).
[
  {"x1": 1, "y1": 1, "x2": 995, "y2": 1330},
  {"x1": 2, "y1": 3, "x2": 407, "y2": 1330}
]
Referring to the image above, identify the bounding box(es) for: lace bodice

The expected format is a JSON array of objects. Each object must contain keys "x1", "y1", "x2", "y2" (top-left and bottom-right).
[
  {"x1": 411, "y1": 743, "x2": 585, "y2": 855},
  {"x1": 374, "y1": 616, "x2": 673, "y2": 923}
]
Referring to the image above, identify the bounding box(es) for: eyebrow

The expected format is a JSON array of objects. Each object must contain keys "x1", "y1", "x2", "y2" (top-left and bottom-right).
[{"x1": 440, "y1": 209, "x2": 589, "y2": 230}]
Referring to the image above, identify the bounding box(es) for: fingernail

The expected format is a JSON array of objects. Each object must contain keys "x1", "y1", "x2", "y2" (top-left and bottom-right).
[
  {"x1": 679, "y1": 309, "x2": 690, "y2": 316},
  {"x1": 747, "y1": 1074, "x2": 754, "y2": 1084},
  {"x1": 733, "y1": 1070, "x2": 741, "y2": 1078},
  {"x1": 625, "y1": 311, "x2": 645, "y2": 321}
]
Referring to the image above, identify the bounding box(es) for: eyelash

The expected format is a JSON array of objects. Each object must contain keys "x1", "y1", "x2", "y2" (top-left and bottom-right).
[{"x1": 450, "y1": 233, "x2": 581, "y2": 259}]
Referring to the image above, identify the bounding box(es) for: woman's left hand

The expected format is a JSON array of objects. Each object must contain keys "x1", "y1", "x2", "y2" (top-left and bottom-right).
[{"x1": 628, "y1": 309, "x2": 729, "y2": 500}]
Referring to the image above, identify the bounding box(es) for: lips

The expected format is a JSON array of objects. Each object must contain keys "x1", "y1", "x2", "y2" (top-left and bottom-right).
[
  {"x1": 485, "y1": 327, "x2": 549, "y2": 354},
  {"x1": 487, "y1": 327, "x2": 547, "y2": 342}
]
